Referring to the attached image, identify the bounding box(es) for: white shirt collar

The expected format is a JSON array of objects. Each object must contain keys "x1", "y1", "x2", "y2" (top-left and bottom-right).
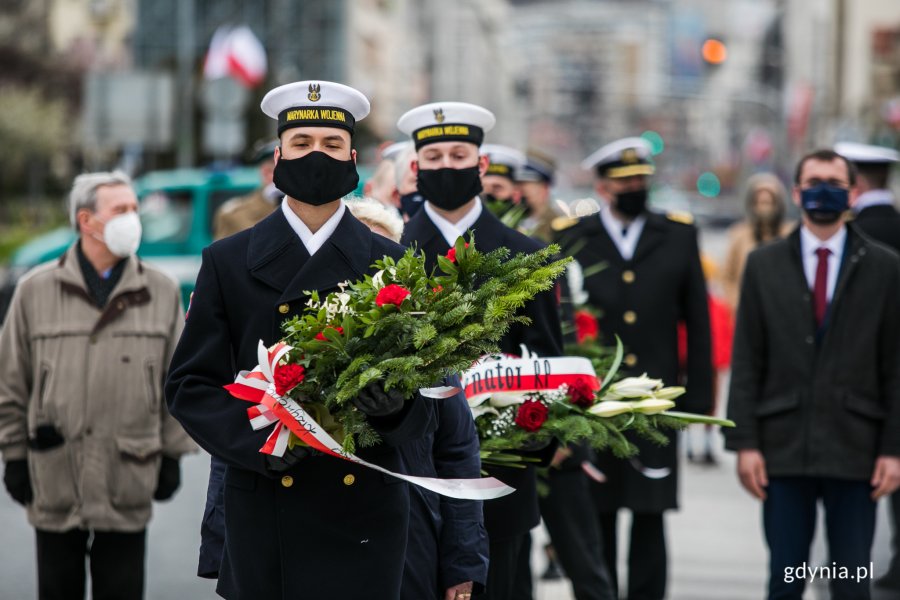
[
  {"x1": 799, "y1": 225, "x2": 846, "y2": 302},
  {"x1": 853, "y1": 189, "x2": 895, "y2": 213},
  {"x1": 280, "y1": 199, "x2": 346, "y2": 256},
  {"x1": 599, "y1": 205, "x2": 646, "y2": 261},
  {"x1": 424, "y1": 198, "x2": 483, "y2": 247}
]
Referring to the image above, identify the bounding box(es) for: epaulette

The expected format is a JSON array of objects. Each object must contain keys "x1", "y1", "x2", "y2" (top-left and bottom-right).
[
  {"x1": 666, "y1": 211, "x2": 694, "y2": 225},
  {"x1": 551, "y1": 216, "x2": 580, "y2": 231}
]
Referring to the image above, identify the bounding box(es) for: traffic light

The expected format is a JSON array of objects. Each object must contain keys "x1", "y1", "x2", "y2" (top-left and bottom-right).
[{"x1": 701, "y1": 38, "x2": 727, "y2": 66}]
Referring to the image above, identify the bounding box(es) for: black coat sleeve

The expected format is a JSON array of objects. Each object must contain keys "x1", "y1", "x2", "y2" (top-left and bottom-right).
[
  {"x1": 165, "y1": 247, "x2": 272, "y2": 475},
  {"x1": 724, "y1": 251, "x2": 766, "y2": 450},
  {"x1": 434, "y1": 384, "x2": 488, "y2": 591},
  {"x1": 879, "y1": 260, "x2": 900, "y2": 457},
  {"x1": 680, "y1": 225, "x2": 713, "y2": 414}
]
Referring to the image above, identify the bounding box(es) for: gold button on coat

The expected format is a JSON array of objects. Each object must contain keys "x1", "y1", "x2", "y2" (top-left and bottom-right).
[
  {"x1": 281, "y1": 475, "x2": 294, "y2": 488},
  {"x1": 343, "y1": 474, "x2": 356, "y2": 486},
  {"x1": 623, "y1": 311, "x2": 637, "y2": 324},
  {"x1": 624, "y1": 353, "x2": 638, "y2": 367},
  {"x1": 278, "y1": 303, "x2": 290, "y2": 314},
  {"x1": 622, "y1": 270, "x2": 635, "y2": 283}
]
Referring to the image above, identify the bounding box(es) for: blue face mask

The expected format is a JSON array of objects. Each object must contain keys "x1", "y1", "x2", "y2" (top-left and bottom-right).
[{"x1": 800, "y1": 183, "x2": 849, "y2": 224}]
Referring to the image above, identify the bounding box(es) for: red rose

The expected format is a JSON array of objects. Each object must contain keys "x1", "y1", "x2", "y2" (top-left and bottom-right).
[
  {"x1": 315, "y1": 326, "x2": 344, "y2": 341},
  {"x1": 274, "y1": 363, "x2": 305, "y2": 396},
  {"x1": 375, "y1": 284, "x2": 411, "y2": 307},
  {"x1": 514, "y1": 399, "x2": 549, "y2": 432},
  {"x1": 575, "y1": 310, "x2": 599, "y2": 344},
  {"x1": 432, "y1": 285, "x2": 443, "y2": 294},
  {"x1": 446, "y1": 242, "x2": 470, "y2": 263},
  {"x1": 567, "y1": 377, "x2": 596, "y2": 408}
]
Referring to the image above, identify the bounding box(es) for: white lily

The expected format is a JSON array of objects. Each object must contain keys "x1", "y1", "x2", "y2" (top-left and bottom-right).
[
  {"x1": 488, "y1": 393, "x2": 528, "y2": 408},
  {"x1": 631, "y1": 398, "x2": 676, "y2": 414},
  {"x1": 588, "y1": 400, "x2": 635, "y2": 418},
  {"x1": 371, "y1": 270, "x2": 386, "y2": 290},
  {"x1": 601, "y1": 374, "x2": 663, "y2": 400},
  {"x1": 651, "y1": 386, "x2": 686, "y2": 401},
  {"x1": 471, "y1": 405, "x2": 501, "y2": 419}
]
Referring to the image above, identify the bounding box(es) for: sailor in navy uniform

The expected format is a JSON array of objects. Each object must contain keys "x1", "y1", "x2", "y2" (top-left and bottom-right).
[
  {"x1": 397, "y1": 101, "x2": 564, "y2": 600},
  {"x1": 165, "y1": 81, "x2": 433, "y2": 600},
  {"x1": 553, "y1": 137, "x2": 712, "y2": 600}
]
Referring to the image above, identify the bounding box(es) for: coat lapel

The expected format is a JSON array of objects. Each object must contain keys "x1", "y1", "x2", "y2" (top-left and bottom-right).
[
  {"x1": 631, "y1": 213, "x2": 666, "y2": 264},
  {"x1": 247, "y1": 209, "x2": 311, "y2": 293},
  {"x1": 277, "y1": 211, "x2": 374, "y2": 304},
  {"x1": 828, "y1": 226, "x2": 865, "y2": 317}
]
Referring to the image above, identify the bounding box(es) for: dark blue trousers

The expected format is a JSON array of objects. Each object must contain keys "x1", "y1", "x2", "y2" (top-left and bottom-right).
[{"x1": 764, "y1": 476, "x2": 876, "y2": 600}]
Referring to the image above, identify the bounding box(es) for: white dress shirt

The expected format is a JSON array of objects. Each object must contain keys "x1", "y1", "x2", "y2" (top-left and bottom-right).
[
  {"x1": 799, "y1": 225, "x2": 846, "y2": 303},
  {"x1": 423, "y1": 198, "x2": 484, "y2": 247},
  {"x1": 280, "y1": 198, "x2": 346, "y2": 256},
  {"x1": 599, "y1": 206, "x2": 646, "y2": 261},
  {"x1": 853, "y1": 189, "x2": 895, "y2": 213}
]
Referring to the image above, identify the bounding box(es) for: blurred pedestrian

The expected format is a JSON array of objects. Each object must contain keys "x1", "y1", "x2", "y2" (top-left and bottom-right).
[
  {"x1": 721, "y1": 172, "x2": 792, "y2": 309},
  {"x1": 835, "y1": 141, "x2": 900, "y2": 592},
  {"x1": 681, "y1": 255, "x2": 734, "y2": 466},
  {"x1": 725, "y1": 149, "x2": 900, "y2": 600},
  {"x1": 554, "y1": 136, "x2": 713, "y2": 600},
  {"x1": 835, "y1": 141, "x2": 900, "y2": 254},
  {"x1": 166, "y1": 81, "x2": 433, "y2": 600},
  {"x1": 212, "y1": 139, "x2": 281, "y2": 240},
  {"x1": 363, "y1": 154, "x2": 402, "y2": 210},
  {"x1": 480, "y1": 144, "x2": 527, "y2": 227},
  {"x1": 0, "y1": 171, "x2": 195, "y2": 600},
  {"x1": 398, "y1": 101, "x2": 564, "y2": 600}
]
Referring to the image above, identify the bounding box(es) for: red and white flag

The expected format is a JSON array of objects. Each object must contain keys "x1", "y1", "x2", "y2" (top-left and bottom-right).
[{"x1": 203, "y1": 25, "x2": 268, "y2": 88}]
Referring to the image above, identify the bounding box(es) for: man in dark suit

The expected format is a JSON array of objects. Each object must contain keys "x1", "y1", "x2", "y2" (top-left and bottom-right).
[
  {"x1": 725, "y1": 149, "x2": 900, "y2": 600},
  {"x1": 397, "y1": 101, "x2": 564, "y2": 600},
  {"x1": 554, "y1": 137, "x2": 712, "y2": 600},
  {"x1": 835, "y1": 141, "x2": 900, "y2": 256},
  {"x1": 165, "y1": 81, "x2": 433, "y2": 600}
]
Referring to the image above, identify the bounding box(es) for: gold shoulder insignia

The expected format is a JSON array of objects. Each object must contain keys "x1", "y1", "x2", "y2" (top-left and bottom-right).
[
  {"x1": 667, "y1": 211, "x2": 694, "y2": 225},
  {"x1": 551, "y1": 216, "x2": 579, "y2": 231}
]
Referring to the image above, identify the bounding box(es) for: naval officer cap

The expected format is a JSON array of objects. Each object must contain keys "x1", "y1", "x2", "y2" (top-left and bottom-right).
[
  {"x1": 260, "y1": 80, "x2": 370, "y2": 137},
  {"x1": 582, "y1": 137, "x2": 655, "y2": 178},
  {"x1": 381, "y1": 141, "x2": 412, "y2": 162},
  {"x1": 397, "y1": 101, "x2": 496, "y2": 150},
  {"x1": 516, "y1": 149, "x2": 556, "y2": 184},
  {"x1": 834, "y1": 141, "x2": 900, "y2": 165},
  {"x1": 482, "y1": 144, "x2": 527, "y2": 180}
]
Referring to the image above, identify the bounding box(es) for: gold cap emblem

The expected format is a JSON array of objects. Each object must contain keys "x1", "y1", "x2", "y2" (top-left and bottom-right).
[
  {"x1": 433, "y1": 108, "x2": 445, "y2": 124},
  {"x1": 622, "y1": 148, "x2": 638, "y2": 164},
  {"x1": 308, "y1": 83, "x2": 321, "y2": 102}
]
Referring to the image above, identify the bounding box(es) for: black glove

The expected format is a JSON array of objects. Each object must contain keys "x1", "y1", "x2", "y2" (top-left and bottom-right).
[
  {"x1": 265, "y1": 445, "x2": 314, "y2": 473},
  {"x1": 3, "y1": 459, "x2": 33, "y2": 506},
  {"x1": 352, "y1": 382, "x2": 406, "y2": 417},
  {"x1": 153, "y1": 456, "x2": 181, "y2": 501}
]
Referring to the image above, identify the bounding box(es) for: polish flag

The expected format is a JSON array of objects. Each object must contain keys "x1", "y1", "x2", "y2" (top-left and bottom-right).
[{"x1": 203, "y1": 25, "x2": 268, "y2": 88}]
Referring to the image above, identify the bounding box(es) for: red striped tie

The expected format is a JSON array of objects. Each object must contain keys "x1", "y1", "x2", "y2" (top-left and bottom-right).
[{"x1": 814, "y1": 247, "x2": 830, "y2": 327}]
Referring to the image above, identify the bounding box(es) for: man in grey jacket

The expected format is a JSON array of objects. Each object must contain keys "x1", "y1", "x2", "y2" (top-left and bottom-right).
[
  {"x1": 726, "y1": 149, "x2": 900, "y2": 600},
  {"x1": 0, "y1": 171, "x2": 195, "y2": 600}
]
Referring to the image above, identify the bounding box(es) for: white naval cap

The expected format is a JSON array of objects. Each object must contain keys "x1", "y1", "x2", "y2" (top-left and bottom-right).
[
  {"x1": 397, "y1": 101, "x2": 496, "y2": 149},
  {"x1": 260, "y1": 80, "x2": 370, "y2": 136},
  {"x1": 481, "y1": 144, "x2": 527, "y2": 180},
  {"x1": 834, "y1": 141, "x2": 900, "y2": 165},
  {"x1": 381, "y1": 141, "x2": 412, "y2": 162},
  {"x1": 581, "y1": 136, "x2": 655, "y2": 178}
]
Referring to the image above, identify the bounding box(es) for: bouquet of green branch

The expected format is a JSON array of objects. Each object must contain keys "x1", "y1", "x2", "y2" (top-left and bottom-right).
[
  {"x1": 473, "y1": 340, "x2": 735, "y2": 467},
  {"x1": 257, "y1": 237, "x2": 571, "y2": 455}
]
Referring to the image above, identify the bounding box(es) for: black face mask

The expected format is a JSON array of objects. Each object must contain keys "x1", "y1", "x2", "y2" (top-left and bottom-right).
[
  {"x1": 399, "y1": 192, "x2": 425, "y2": 218},
  {"x1": 273, "y1": 151, "x2": 359, "y2": 206},
  {"x1": 417, "y1": 166, "x2": 483, "y2": 211},
  {"x1": 614, "y1": 188, "x2": 648, "y2": 218}
]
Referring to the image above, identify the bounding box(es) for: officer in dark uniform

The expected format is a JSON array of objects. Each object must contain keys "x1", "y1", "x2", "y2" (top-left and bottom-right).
[
  {"x1": 835, "y1": 142, "x2": 900, "y2": 253},
  {"x1": 554, "y1": 137, "x2": 712, "y2": 600},
  {"x1": 165, "y1": 80, "x2": 433, "y2": 600},
  {"x1": 397, "y1": 101, "x2": 564, "y2": 600},
  {"x1": 836, "y1": 141, "x2": 900, "y2": 592}
]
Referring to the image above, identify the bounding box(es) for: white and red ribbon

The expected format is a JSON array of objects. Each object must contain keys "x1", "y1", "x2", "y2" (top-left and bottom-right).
[
  {"x1": 463, "y1": 348, "x2": 601, "y2": 407},
  {"x1": 226, "y1": 341, "x2": 514, "y2": 500}
]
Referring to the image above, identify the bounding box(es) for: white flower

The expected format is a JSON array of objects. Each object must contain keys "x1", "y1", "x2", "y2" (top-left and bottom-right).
[
  {"x1": 371, "y1": 270, "x2": 386, "y2": 289},
  {"x1": 471, "y1": 405, "x2": 501, "y2": 419},
  {"x1": 587, "y1": 398, "x2": 675, "y2": 418},
  {"x1": 651, "y1": 386, "x2": 686, "y2": 401},
  {"x1": 588, "y1": 400, "x2": 634, "y2": 418},
  {"x1": 631, "y1": 398, "x2": 676, "y2": 414},
  {"x1": 489, "y1": 393, "x2": 527, "y2": 408},
  {"x1": 601, "y1": 374, "x2": 663, "y2": 400}
]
